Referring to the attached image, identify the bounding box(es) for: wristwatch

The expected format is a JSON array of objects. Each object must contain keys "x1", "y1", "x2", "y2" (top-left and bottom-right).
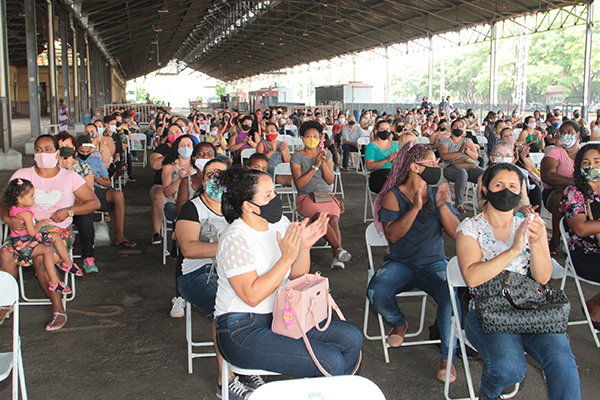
[
  {"x1": 68, "y1": 207, "x2": 75, "y2": 217},
  {"x1": 311, "y1": 165, "x2": 319, "y2": 171}
]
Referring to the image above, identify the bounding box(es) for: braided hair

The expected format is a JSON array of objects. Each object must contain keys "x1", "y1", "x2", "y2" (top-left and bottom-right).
[
  {"x1": 373, "y1": 142, "x2": 432, "y2": 230},
  {"x1": 573, "y1": 143, "x2": 600, "y2": 200},
  {"x1": 1, "y1": 178, "x2": 33, "y2": 210}
]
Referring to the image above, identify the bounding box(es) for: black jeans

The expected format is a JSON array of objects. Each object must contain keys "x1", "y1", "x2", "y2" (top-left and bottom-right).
[{"x1": 72, "y1": 213, "x2": 95, "y2": 259}]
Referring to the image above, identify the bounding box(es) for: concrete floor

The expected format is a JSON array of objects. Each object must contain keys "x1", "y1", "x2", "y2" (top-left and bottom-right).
[{"x1": 0, "y1": 118, "x2": 598, "y2": 400}]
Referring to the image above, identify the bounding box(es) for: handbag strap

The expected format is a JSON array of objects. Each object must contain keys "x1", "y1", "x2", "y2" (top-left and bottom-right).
[
  {"x1": 313, "y1": 292, "x2": 345, "y2": 332},
  {"x1": 501, "y1": 270, "x2": 551, "y2": 310},
  {"x1": 289, "y1": 294, "x2": 361, "y2": 377}
]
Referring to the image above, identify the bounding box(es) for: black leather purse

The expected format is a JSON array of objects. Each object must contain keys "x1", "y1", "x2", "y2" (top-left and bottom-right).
[{"x1": 474, "y1": 270, "x2": 570, "y2": 334}]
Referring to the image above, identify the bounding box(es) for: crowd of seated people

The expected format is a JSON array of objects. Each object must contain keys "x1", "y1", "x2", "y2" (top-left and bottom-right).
[{"x1": 1, "y1": 103, "x2": 595, "y2": 400}]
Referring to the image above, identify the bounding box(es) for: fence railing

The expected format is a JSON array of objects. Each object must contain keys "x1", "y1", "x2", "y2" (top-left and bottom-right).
[{"x1": 103, "y1": 103, "x2": 165, "y2": 124}]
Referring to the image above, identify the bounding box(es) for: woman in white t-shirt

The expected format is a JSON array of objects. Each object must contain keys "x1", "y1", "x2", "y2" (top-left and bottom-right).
[{"x1": 214, "y1": 168, "x2": 362, "y2": 380}]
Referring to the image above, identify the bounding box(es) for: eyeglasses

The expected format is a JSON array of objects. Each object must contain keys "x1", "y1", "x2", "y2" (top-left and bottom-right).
[{"x1": 492, "y1": 153, "x2": 514, "y2": 158}]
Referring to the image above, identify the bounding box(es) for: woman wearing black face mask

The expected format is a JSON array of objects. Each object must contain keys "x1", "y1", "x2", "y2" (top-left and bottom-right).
[
  {"x1": 369, "y1": 142, "x2": 460, "y2": 383},
  {"x1": 229, "y1": 116, "x2": 258, "y2": 164},
  {"x1": 212, "y1": 167, "x2": 362, "y2": 381},
  {"x1": 428, "y1": 119, "x2": 450, "y2": 151},
  {"x1": 365, "y1": 120, "x2": 400, "y2": 193},
  {"x1": 457, "y1": 162, "x2": 579, "y2": 400},
  {"x1": 439, "y1": 120, "x2": 485, "y2": 213}
]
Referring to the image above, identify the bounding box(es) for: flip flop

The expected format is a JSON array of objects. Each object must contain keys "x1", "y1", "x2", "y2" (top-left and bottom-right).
[
  {"x1": 0, "y1": 305, "x2": 14, "y2": 325},
  {"x1": 45, "y1": 312, "x2": 67, "y2": 331},
  {"x1": 115, "y1": 240, "x2": 137, "y2": 249}
]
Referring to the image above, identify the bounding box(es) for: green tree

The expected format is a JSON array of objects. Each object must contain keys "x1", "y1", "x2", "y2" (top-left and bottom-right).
[
  {"x1": 215, "y1": 81, "x2": 227, "y2": 97},
  {"x1": 136, "y1": 84, "x2": 148, "y2": 102}
]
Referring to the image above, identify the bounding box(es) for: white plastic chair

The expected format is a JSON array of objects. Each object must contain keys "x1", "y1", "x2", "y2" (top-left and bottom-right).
[
  {"x1": 273, "y1": 163, "x2": 296, "y2": 222},
  {"x1": 417, "y1": 136, "x2": 430, "y2": 144},
  {"x1": 290, "y1": 137, "x2": 304, "y2": 152},
  {"x1": 283, "y1": 124, "x2": 298, "y2": 137},
  {"x1": 186, "y1": 301, "x2": 216, "y2": 374},
  {"x1": 221, "y1": 360, "x2": 279, "y2": 400},
  {"x1": 559, "y1": 217, "x2": 600, "y2": 347},
  {"x1": 240, "y1": 148, "x2": 256, "y2": 165},
  {"x1": 354, "y1": 137, "x2": 370, "y2": 173},
  {"x1": 0, "y1": 271, "x2": 27, "y2": 400},
  {"x1": 363, "y1": 223, "x2": 440, "y2": 364},
  {"x1": 529, "y1": 152, "x2": 544, "y2": 170},
  {"x1": 129, "y1": 133, "x2": 148, "y2": 167},
  {"x1": 445, "y1": 257, "x2": 519, "y2": 400},
  {"x1": 250, "y1": 375, "x2": 386, "y2": 400}
]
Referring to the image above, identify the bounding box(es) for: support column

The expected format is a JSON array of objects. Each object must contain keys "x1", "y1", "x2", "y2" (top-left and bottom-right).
[
  {"x1": 428, "y1": 37, "x2": 434, "y2": 101},
  {"x1": 25, "y1": 0, "x2": 41, "y2": 153},
  {"x1": 385, "y1": 46, "x2": 390, "y2": 104},
  {"x1": 70, "y1": 17, "x2": 80, "y2": 124},
  {"x1": 583, "y1": 2, "x2": 594, "y2": 118},
  {"x1": 79, "y1": 33, "x2": 88, "y2": 116},
  {"x1": 85, "y1": 34, "x2": 91, "y2": 111},
  {"x1": 489, "y1": 22, "x2": 499, "y2": 112},
  {"x1": 59, "y1": 10, "x2": 70, "y2": 122},
  {"x1": 47, "y1": 0, "x2": 58, "y2": 126},
  {"x1": 440, "y1": 48, "x2": 445, "y2": 100}
]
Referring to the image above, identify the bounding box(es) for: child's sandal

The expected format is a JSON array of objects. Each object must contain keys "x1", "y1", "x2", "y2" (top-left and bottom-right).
[
  {"x1": 59, "y1": 261, "x2": 83, "y2": 277},
  {"x1": 48, "y1": 281, "x2": 72, "y2": 295}
]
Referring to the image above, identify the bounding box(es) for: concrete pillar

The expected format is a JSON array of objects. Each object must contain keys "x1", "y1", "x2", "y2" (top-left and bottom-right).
[
  {"x1": 583, "y1": 2, "x2": 594, "y2": 118},
  {"x1": 59, "y1": 11, "x2": 70, "y2": 119},
  {"x1": 385, "y1": 47, "x2": 390, "y2": 104},
  {"x1": 0, "y1": 0, "x2": 11, "y2": 152},
  {"x1": 47, "y1": 0, "x2": 58, "y2": 126},
  {"x1": 489, "y1": 22, "x2": 499, "y2": 111},
  {"x1": 428, "y1": 37, "x2": 434, "y2": 101},
  {"x1": 79, "y1": 33, "x2": 88, "y2": 116},
  {"x1": 85, "y1": 34, "x2": 91, "y2": 112},
  {"x1": 25, "y1": 0, "x2": 41, "y2": 154},
  {"x1": 70, "y1": 17, "x2": 80, "y2": 124}
]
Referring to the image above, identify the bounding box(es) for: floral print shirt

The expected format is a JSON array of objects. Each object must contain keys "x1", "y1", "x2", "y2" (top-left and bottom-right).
[{"x1": 559, "y1": 185, "x2": 600, "y2": 254}]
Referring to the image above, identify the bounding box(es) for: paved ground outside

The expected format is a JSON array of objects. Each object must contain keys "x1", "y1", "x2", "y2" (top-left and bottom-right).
[{"x1": 0, "y1": 118, "x2": 598, "y2": 399}]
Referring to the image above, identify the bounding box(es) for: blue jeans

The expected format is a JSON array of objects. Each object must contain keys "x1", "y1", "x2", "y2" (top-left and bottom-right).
[
  {"x1": 465, "y1": 310, "x2": 580, "y2": 399},
  {"x1": 164, "y1": 202, "x2": 176, "y2": 222},
  {"x1": 367, "y1": 259, "x2": 458, "y2": 360},
  {"x1": 215, "y1": 312, "x2": 362, "y2": 377},
  {"x1": 72, "y1": 213, "x2": 95, "y2": 259},
  {"x1": 177, "y1": 265, "x2": 217, "y2": 316}
]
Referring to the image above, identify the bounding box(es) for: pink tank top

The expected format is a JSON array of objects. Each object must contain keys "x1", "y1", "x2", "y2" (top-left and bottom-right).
[{"x1": 9, "y1": 206, "x2": 33, "y2": 237}]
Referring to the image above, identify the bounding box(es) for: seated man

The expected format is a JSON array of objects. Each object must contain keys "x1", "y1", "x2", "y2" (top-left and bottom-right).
[
  {"x1": 341, "y1": 115, "x2": 365, "y2": 170},
  {"x1": 76, "y1": 136, "x2": 137, "y2": 251}
]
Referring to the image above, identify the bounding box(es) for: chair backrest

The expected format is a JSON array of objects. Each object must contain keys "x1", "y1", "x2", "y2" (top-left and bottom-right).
[
  {"x1": 513, "y1": 128, "x2": 523, "y2": 137},
  {"x1": 417, "y1": 136, "x2": 429, "y2": 144},
  {"x1": 365, "y1": 223, "x2": 388, "y2": 274},
  {"x1": 559, "y1": 217, "x2": 573, "y2": 267},
  {"x1": 199, "y1": 124, "x2": 209, "y2": 132},
  {"x1": 358, "y1": 137, "x2": 370, "y2": 147},
  {"x1": 0, "y1": 271, "x2": 18, "y2": 307},
  {"x1": 130, "y1": 133, "x2": 146, "y2": 151},
  {"x1": 472, "y1": 188, "x2": 479, "y2": 214},
  {"x1": 529, "y1": 152, "x2": 544, "y2": 169},
  {"x1": 446, "y1": 256, "x2": 468, "y2": 288},
  {"x1": 475, "y1": 136, "x2": 487, "y2": 147},
  {"x1": 273, "y1": 163, "x2": 292, "y2": 182},
  {"x1": 240, "y1": 148, "x2": 256, "y2": 164}
]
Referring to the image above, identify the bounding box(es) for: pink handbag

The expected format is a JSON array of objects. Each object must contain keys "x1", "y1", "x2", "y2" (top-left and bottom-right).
[{"x1": 272, "y1": 272, "x2": 361, "y2": 376}]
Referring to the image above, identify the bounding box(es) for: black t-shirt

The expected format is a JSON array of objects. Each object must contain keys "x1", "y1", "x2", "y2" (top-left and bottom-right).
[{"x1": 152, "y1": 143, "x2": 170, "y2": 185}]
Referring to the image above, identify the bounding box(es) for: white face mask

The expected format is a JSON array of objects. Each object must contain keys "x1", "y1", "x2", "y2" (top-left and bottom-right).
[
  {"x1": 195, "y1": 158, "x2": 209, "y2": 171},
  {"x1": 209, "y1": 129, "x2": 218, "y2": 136},
  {"x1": 560, "y1": 133, "x2": 577, "y2": 148},
  {"x1": 338, "y1": 118, "x2": 346, "y2": 124},
  {"x1": 108, "y1": 124, "x2": 117, "y2": 133},
  {"x1": 527, "y1": 122, "x2": 536, "y2": 129},
  {"x1": 493, "y1": 157, "x2": 513, "y2": 164}
]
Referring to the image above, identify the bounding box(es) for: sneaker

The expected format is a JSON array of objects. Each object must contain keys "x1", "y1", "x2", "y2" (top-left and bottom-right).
[
  {"x1": 331, "y1": 259, "x2": 345, "y2": 269},
  {"x1": 128, "y1": 176, "x2": 136, "y2": 182},
  {"x1": 238, "y1": 374, "x2": 265, "y2": 390},
  {"x1": 216, "y1": 376, "x2": 253, "y2": 400},
  {"x1": 83, "y1": 257, "x2": 98, "y2": 273},
  {"x1": 170, "y1": 296, "x2": 185, "y2": 318},
  {"x1": 49, "y1": 281, "x2": 72, "y2": 295},
  {"x1": 335, "y1": 248, "x2": 352, "y2": 262},
  {"x1": 152, "y1": 233, "x2": 162, "y2": 245}
]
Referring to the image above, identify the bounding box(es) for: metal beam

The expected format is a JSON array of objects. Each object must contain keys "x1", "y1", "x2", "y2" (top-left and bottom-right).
[
  {"x1": 428, "y1": 36, "x2": 433, "y2": 101},
  {"x1": 47, "y1": 0, "x2": 58, "y2": 125},
  {"x1": 60, "y1": 10, "x2": 70, "y2": 118},
  {"x1": 489, "y1": 22, "x2": 499, "y2": 111},
  {"x1": 0, "y1": 0, "x2": 11, "y2": 152},
  {"x1": 70, "y1": 16, "x2": 80, "y2": 123},
  {"x1": 25, "y1": 0, "x2": 41, "y2": 139},
  {"x1": 583, "y1": 1, "x2": 594, "y2": 117}
]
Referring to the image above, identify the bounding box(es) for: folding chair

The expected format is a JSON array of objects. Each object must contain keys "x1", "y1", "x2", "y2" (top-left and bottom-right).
[
  {"x1": 353, "y1": 137, "x2": 370, "y2": 173},
  {"x1": 240, "y1": 148, "x2": 256, "y2": 166},
  {"x1": 283, "y1": 124, "x2": 298, "y2": 137},
  {"x1": 0, "y1": 271, "x2": 28, "y2": 400},
  {"x1": 529, "y1": 152, "x2": 544, "y2": 170},
  {"x1": 273, "y1": 163, "x2": 296, "y2": 222},
  {"x1": 221, "y1": 360, "x2": 279, "y2": 400},
  {"x1": 185, "y1": 301, "x2": 216, "y2": 374},
  {"x1": 559, "y1": 217, "x2": 600, "y2": 347},
  {"x1": 362, "y1": 223, "x2": 440, "y2": 364},
  {"x1": 162, "y1": 211, "x2": 174, "y2": 266},
  {"x1": 363, "y1": 170, "x2": 376, "y2": 224},
  {"x1": 417, "y1": 136, "x2": 430, "y2": 144},
  {"x1": 333, "y1": 167, "x2": 345, "y2": 199},
  {"x1": 444, "y1": 257, "x2": 519, "y2": 400},
  {"x1": 129, "y1": 133, "x2": 148, "y2": 167}
]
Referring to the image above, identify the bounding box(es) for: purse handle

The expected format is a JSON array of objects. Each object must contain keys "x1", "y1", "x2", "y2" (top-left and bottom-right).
[
  {"x1": 289, "y1": 293, "x2": 361, "y2": 377},
  {"x1": 501, "y1": 270, "x2": 552, "y2": 311}
]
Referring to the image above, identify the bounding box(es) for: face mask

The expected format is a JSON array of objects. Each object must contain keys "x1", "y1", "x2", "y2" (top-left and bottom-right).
[
  {"x1": 266, "y1": 133, "x2": 278, "y2": 141},
  {"x1": 178, "y1": 147, "x2": 193, "y2": 159},
  {"x1": 77, "y1": 153, "x2": 90, "y2": 161},
  {"x1": 451, "y1": 128, "x2": 463, "y2": 137},
  {"x1": 97, "y1": 127, "x2": 104, "y2": 135},
  {"x1": 209, "y1": 129, "x2": 218, "y2": 136},
  {"x1": 406, "y1": 119, "x2": 413, "y2": 124},
  {"x1": 195, "y1": 158, "x2": 209, "y2": 171},
  {"x1": 205, "y1": 178, "x2": 223, "y2": 201},
  {"x1": 494, "y1": 157, "x2": 513, "y2": 164},
  {"x1": 554, "y1": 112, "x2": 560, "y2": 117},
  {"x1": 504, "y1": 136, "x2": 516, "y2": 145},
  {"x1": 513, "y1": 113, "x2": 518, "y2": 117},
  {"x1": 581, "y1": 166, "x2": 600, "y2": 182},
  {"x1": 88, "y1": 131, "x2": 98, "y2": 139},
  {"x1": 574, "y1": 113, "x2": 581, "y2": 119},
  {"x1": 34, "y1": 151, "x2": 59, "y2": 169},
  {"x1": 553, "y1": 122, "x2": 560, "y2": 128},
  {"x1": 108, "y1": 125, "x2": 117, "y2": 133},
  {"x1": 468, "y1": 113, "x2": 474, "y2": 117},
  {"x1": 304, "y1": 137, "x2": 319, "y2": 149},
  {"x1": 345, "y1": 111, "x2": 349, "y2": 115},
  {"x1": 485, "y1": 187, "x2": 521, "y2": 212},
  {"x1": 59, "y1": 147, "x2": 75, "y2": 159},
  {"x1": 339, "y1": 118, "x2": 346, "y2": 124},
  {"x1": 560, "y1": 133, "x2": 577, "y2": 148},
  {"x1": 527, "y1": 122, "x2": 536, "y2": 129},
  {"x1": 418, "y1": 165, "x2": 441, "y2": 185},
  {"x1": 251, "y1": 196, "x2": 282, "y2": 224},
  {"x1": 224, "y1": 117, "x2": 230, "y2": 121},
  {"x1": 241, "y1": 124, "x2": 252, "y2": 132},
  {"x1": 348, "y1": 120, "x2": 356, "y2": 126},
  {"x1": 377, "y1": 130, "x2": 391, "y2": 140},
  {"x1": 498, "y1": 113, "x2": 504, "y2": 118},
  {"x1": 439, "y1": 126, "x2": 446, "y2": 132},
  {"x1": 256, "y1": 114, "x2": 261, "y2": 118}
]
